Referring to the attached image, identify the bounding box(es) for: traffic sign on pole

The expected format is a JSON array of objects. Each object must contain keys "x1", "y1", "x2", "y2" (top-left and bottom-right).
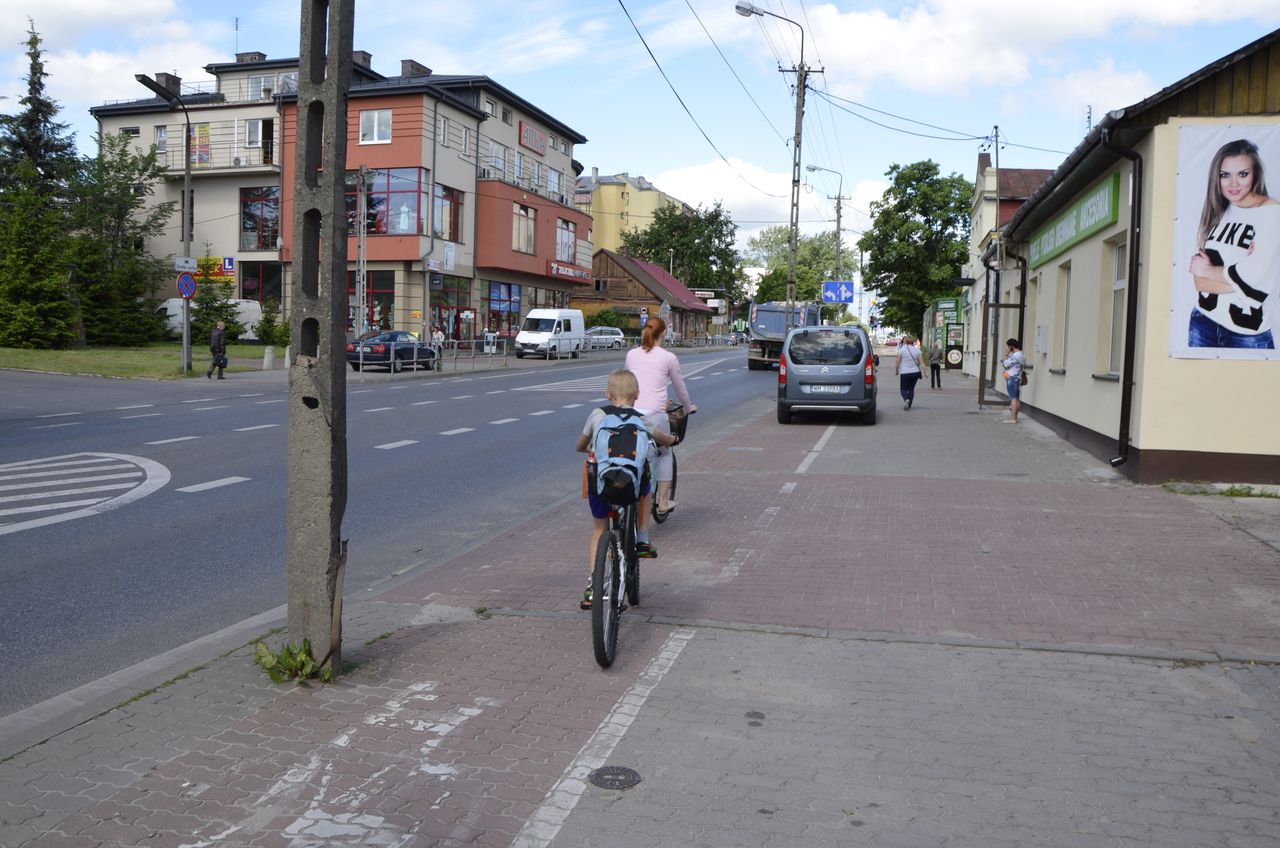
[{"x1": 177, "y1": 272, "x2": 196, "y2": 299}]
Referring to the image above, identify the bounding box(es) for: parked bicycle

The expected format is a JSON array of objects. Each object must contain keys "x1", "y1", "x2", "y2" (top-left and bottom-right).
[
  {"x1": 592, "y1": 497, "x2": 641, "y2": 667},
  {"x1": 652, "y1": 401, "x2": 692, "y2": 525}
]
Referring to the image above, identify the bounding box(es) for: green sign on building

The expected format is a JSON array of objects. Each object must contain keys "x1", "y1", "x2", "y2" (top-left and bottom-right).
[{"x1": 1028, "y1": 173, "x2": 1120, "y2": 268}]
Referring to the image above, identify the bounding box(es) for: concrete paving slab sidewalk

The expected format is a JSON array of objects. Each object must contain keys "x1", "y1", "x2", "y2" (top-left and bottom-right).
[{"x1": 2, "y1": 372, "x2": 1278, "y2": 848}]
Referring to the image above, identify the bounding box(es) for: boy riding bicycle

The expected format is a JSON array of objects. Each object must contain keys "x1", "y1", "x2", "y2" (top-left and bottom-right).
[{"x1": 574, "y1": 369, "x2": 676, "y2": 609}]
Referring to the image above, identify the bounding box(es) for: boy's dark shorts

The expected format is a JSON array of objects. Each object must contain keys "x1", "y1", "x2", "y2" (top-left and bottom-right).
[{"x1": 588, "y1": 481, "x2": 651, "y2": 518}]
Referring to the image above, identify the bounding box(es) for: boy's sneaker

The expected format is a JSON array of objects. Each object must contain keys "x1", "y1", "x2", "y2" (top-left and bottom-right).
[
  {"x1": 579, "y1": 586, "x2": 592, "y2": 610},
  {"x1": 636, "y1": 541, "x2": 657, "y2": 559}
]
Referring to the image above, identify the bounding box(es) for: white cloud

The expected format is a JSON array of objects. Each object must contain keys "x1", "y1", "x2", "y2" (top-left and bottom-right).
[{"x1": 1047, "y1": 59, "x2": 1155, "y2": 119}]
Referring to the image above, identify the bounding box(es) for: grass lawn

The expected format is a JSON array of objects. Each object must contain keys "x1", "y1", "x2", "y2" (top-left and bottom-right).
[{"x1": 0, "y1": 341, "x2": 275, "y2": 380}]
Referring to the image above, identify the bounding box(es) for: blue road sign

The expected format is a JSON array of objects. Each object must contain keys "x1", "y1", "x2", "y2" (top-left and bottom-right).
[
  {"x1": 821, "y1": 281, "x2": 855, "y2": 303},
  {"x1": 177, "y1": 272, "x2": 196, "y2": 299}
]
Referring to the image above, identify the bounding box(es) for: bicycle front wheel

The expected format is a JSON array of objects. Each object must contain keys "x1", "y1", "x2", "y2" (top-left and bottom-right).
[
  {"x1": 591, "y1": 529, "x2": 622, "y2": 667},
  {"x1": 625, "y1": 508, "x2": 640, "y2": 608}
]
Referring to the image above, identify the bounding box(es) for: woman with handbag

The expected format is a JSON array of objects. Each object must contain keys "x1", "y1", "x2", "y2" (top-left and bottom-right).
[
  {"x1": 1002, "y1": 338, "x2": 1026, "y2": 423},
  {"x1": 894, "y1": 335, "x2": 924, "y2": 411}
]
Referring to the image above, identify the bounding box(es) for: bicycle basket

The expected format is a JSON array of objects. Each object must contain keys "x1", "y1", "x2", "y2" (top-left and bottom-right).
[{"x1": 666, "y1": 401, "x2": 688, "y2": 443}]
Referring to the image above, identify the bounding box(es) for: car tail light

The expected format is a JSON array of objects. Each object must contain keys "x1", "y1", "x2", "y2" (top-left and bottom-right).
[
  {"x1": 864, "y1": 354, "x2": 875, "y2": 386},
  {"x1": 345, "y1": 343, "x2": 354, "y2": 352},
  {"x1": 778, "y1": 355, "x2": 788, "y2": 387},
  {"x1": 373, "y1": 344, "x2": 387, "y2": 353}
]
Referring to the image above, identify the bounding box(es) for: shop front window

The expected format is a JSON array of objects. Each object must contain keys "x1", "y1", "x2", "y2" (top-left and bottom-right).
[
  {"x1": 346, "y1": 269, "x2": 397, "y2": 334},
  {"x1": 484, "y1": 282, "x2": 522, "y2": 336},
  {"x1": 431, "y1": 275, "x2": 472, "y2": 342},
  {"x1": 345, "y1": 167, "x2": 428, "y2": 236},
  {"x1": 240, "y1": 186, "x2": 280, "y2": 251}
]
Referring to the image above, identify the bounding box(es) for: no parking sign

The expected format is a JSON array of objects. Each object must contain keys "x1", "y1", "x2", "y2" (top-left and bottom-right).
[{"x1": 176, "y1": 272, "x2": 196, "y2": 299}]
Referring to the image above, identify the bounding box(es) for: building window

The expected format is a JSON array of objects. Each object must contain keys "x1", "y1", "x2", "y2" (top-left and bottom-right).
[
  {"x1": 1109, "y1": 241, "x2": 1126, "y2": 374},
  {"x1": 437, "y1": 115, "x2": 450, "y2": 146},
  {"x1": 240, "y1": 186, "x2": 280, "y2": 251},
  {"x1": 344, "y1": 167, "x2": 429, "y2": 235},
  {"x1": 154, "y1": 125, "x2": 167, "y2": 152},
  {"x1": 561, "y1": 140, "x2": 568, "y2": 154},
  {"x1": 489, "y1": 141, "x2": 508, "y2": 178},
  {"x1": 347, "y1": 269, "x2": 397, "y2": 332},
  {"x1": 247, "y1": 74, "x2": 275, "y2": 99},
  {"x1": 513, "y1": 203, "x2": 535, "y2": 254},
  {"x1": 556, "y1": 219, "x2": 575, "y2": 262},
  {"x1": 245, "y1": 118, "x2": 262, "y2": 148},
  {"x1": 549, "y1": 169, "x2": 562, "y2": 198},
  {"x1": 461, "y1": 127, "x2": 471, "y2": 158},
  {"x1": 594, "y1": 278, "x2": 608, "y2": 293},
  {"x1": 484, "y1": 98, "x2": 496, "y2": 116},
  {"x1": 548, "y1": 134, "x2": 557, "y2": 151},
  {"x1": 359, "y1": 109, "x2": 391, "y2": 144},
  {"x1": 501, "y1": 107, "x2": 513, "y2": 125},
  {"x1": 277, "y1": 72, "x2": 298, "y2": 94},
  {"x1": 1054, "y1": 262, "x2": 1071, "y2": 370},
  {"x1": 433, "y1": 183, "x2": 463, "y2": 242},
  {"x1": 484, "y1": 282, "x2": 522, "y2": 335},
  {"x1": 514, "y1": 152, "x2": 524, "y2": 182},
  {"x1": 120, "y1": 126, "x2": 140, "y2": 138}
]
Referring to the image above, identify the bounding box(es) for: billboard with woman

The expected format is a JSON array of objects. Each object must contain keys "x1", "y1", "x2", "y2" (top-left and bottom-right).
[{"x1": 1171, "y1": 125, "x2": 1280, "y2": 360}]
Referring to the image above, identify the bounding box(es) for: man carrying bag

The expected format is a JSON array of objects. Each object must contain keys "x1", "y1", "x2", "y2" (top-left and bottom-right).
[{"x1": 207, "y1": 320, "x2": 227, "y2": 379}]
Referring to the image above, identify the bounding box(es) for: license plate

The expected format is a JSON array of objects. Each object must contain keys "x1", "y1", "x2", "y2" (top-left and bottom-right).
[
  {"x1": 809, "y1": 384, "x2": 842, "y2": 393},
  {"x1": 361, "y1": 346, "x2": 373, "y2": 353}
]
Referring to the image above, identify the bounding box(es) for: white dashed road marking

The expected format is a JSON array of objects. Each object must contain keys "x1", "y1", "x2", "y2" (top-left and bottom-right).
[
  {"x1": 256, "y1": 399, "x2": 286, "y2": 405},
  {"x1": 176, "y1": 477, "x2": 250, "y2": 493},
  {"x1": 194, "y1": 405, "x2": 229, "y2": 411},
  {"x1": 364, "y1": 407, "x2": 394, "y2": 413},
  {"x1": 234, "y1": 424, "x2": 279, "y2": 432},
  {"x1": 440, "y1": 428, "x2": 474, "y2": 436},
  {"x1": 146, "y1": 436, "x2": 201, "y2": 445},
  {"x1": 795, "y1": 425, "x2": 836, "y2": 474},
  {"x1": 490, "y1": 418, "x2": 518, "y2": 425},
  {"x1": 182, "y1": 398, "x2": 216, "y2": 404},
  {"x1": 529, "y1": 410, "x2": 554, "y2": 416},
  {"x1": 37, "y1": 412, "x2": 81, "y2": 419},
  {"x1": 375, "y1": 440, "x2": 418, "y2": 450},
  {"x1": 411, "y1": 400, "x2": 437, "y2": 406},
  {"x1": 115, "y1": 404, "x2": 154, "y2": 410},
  {"x1": 31, "y1": 423, "x2": 80, "y2": 430},
  {"x1": 121, "y1": 413, "x2": 162, "y2": 419}
]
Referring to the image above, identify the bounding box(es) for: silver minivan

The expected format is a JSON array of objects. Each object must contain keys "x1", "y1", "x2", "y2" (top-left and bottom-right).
[{"x1": 776, "y1": 326, "x2": 878, "y2": 424}]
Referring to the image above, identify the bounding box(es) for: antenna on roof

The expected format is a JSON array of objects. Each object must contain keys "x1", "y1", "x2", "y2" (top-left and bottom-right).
[{"x1": 234, "y1": 17, "x2": 239, "y2": 54}]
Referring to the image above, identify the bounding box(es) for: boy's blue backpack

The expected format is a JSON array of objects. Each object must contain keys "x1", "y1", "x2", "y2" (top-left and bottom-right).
[{"x1": 591, "y1": 405, "x2": 650, "y2": 505}]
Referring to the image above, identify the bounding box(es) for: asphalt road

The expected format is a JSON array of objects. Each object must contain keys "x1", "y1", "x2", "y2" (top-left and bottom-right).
[{"x1": 0, "y1": 351, "x2": 768, "y2": 716}]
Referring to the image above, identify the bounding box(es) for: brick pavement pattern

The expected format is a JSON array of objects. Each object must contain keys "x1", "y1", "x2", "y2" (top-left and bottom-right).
[{"x1": 2, "y1": 373, "x2": 1278, "y2": 847}]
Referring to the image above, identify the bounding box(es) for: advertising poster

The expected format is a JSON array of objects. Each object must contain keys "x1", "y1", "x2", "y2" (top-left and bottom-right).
[{"x1": 1171, "y1": 125, "x2": 1280, "y2": 360}]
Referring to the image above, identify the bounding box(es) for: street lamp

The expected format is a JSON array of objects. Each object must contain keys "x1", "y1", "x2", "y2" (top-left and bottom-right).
[
  {"x1": 136, "y1": 73, "x2": 193, "y2": 373},
  {"x1": 736, "y1": 0, "x2": 807, "y2": 330}
]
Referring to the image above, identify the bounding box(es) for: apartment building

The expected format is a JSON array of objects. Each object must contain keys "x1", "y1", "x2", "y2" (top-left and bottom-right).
[
  {"x1": 574, "y1": 170, "x2": 689, "y2": 252},
  {"x1": 92, "y1": 51, "x2": 593, "y2": 341}
]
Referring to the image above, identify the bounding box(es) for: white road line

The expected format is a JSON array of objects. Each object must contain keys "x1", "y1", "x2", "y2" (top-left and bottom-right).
[
  {"x1": 352, "y1": 389, "x2": 374, "y2": 394},
  {"x1": 237, "y1": 393, "x2": 265, "y2": 398},
  {"x1": 234, "y1": 424, "x2": 279, "y2": 432},
  {"x1": 194, "y1": 405, "x2": 230, "y2": 411},
  {"x1": 31, "y1": 423, "x2": 80, "y2": 430},
  {"x1": 0, "y1": 457, "x2": 121, "y2": 471},
  {"x1": 375, "y1": 440, "x2": 419, "y2": 450},
  {"x1": 364, "y1": 407, "x2": 394, "y2": 413},
  {"x1": 0, "y1": 472, "x2": 143, "y2": 492},
  {"x1": 0, "y1": 464, "x2": 134, "y2": 482},
  {"x1": 486, "y1": 390, "x2": 506, "y2": 395},
  {"x1": 0, "y1": 482, "x2": 140, "y2": 504},
  {"x1": 490, "y1": 418, "x2": 518, "y2": 425},
  {"x1": 121, "y1": 413, "x2": 162, "y2": 419},
  {"x1": 411, "y1": 400, "x2": 437, "y2": 406},
  {"x1": 256, "y1": 399, "x2": 286, "y2": 405},
  {"x1": 512, "y1": 629, "x2": 695, "y2": 848},
  {"x1": 795, "y1": 424, "x2": 836, "y2": 474},
  {"x1": 36, "y1": 412, "x2": 82, "y2": 419},
  {"x1": 182, "y1": 398, "x2": 216, "y2": 404},
  {"x1": 0, "y1": 452, "x2": 170, "y2": 536},
  {"x1": 177, "y1": 477, "x2": 250, "y2": 493},
  {"x1": 452, "y1": 395, "x2": 473, "y2": 399},
  {"x1": 115, "y1": 404, "x2": 154, "y2": 410},
  {"x1": 146, "y1": 436, "x2": 201, "y2": 445},
  {"x1": 0, "y1": 497, "x2": 110, "y2": 517},
  {"x1": 529, "y1": 410, "x2": 554, "y2": 416},
  {"x1": 387, "y1": 386, "x2": 407, "y2": 391},
  {"x1": 439, "y1": 428, "x2": 474, "y2": 436},
  {"x1": 562, "y1": 403, "x2": 583, "y2": 409},
  {"x1": 781, "y1": 482, "x2": 797, "y2": 494}
]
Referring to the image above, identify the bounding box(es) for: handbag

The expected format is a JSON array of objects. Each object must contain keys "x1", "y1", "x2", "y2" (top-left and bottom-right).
[{"x1": 1019, "y1": 370, "x2": 1028, "y2": 387}]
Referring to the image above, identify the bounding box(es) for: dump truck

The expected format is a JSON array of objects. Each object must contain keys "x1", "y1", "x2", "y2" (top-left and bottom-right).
[{"x1": 745, "y1": 300, "x2": 821, "y2": 370}]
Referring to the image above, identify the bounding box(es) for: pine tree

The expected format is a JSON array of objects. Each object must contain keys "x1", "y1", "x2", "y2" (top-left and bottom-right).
[{"x1": 0, "y1": 20, "x2": 78, "y2": 196}]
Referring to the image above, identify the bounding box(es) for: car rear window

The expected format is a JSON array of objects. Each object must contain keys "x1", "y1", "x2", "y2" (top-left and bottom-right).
[{"x1": 787, "y1": 331, "x2": 864, "y2": 365}]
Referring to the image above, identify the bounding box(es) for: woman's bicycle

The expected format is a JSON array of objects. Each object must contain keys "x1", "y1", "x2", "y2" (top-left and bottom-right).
[
  {"x1": 592, "y1": 497, "x2": 641, "y2": 668},
  {"x1": 652, "y1": 401, "x2": 691, "y2": 525}
]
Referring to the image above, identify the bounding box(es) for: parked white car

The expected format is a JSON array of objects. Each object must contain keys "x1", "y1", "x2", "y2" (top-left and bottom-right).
[
  {"x1": 157, "y1": 298, "x2": 263, "y2": 341},
  {"x1": 586, "y1": 326, "x2": 625, "y2": 350}
]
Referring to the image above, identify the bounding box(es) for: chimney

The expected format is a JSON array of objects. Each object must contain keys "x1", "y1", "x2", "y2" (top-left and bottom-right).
[
  {"x1": 400, "y1": 59, "x2": 431, "y2": 78},
  {"x1": 236, "y1": 51, "x2": 266, "y2": 63},
  {"x1": 592, "y1": 167, "x2": 598, "y2": 181},
  {"x1": 154, "y1": 72, "x2": 182, "y2": 96},
  {"x1": 353, "y1": 50, "x2": 373, "y2": 68}
]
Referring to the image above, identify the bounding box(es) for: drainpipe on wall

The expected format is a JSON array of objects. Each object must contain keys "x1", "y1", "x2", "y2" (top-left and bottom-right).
[
  {"x1": 1004, "y1": 249, "x2": 1028, "y2": 346},
  {"x1": 1101, "y1": 129, "x2": 1143, "y2": 469},
  {"x1": 981, "y1": 241, "x2": 1000, "y2": 385}
]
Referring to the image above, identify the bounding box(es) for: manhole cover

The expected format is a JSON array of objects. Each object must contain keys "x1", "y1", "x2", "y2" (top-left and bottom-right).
[{"x1": 588, "y1": 766, "x2": 642, "y2": 790}]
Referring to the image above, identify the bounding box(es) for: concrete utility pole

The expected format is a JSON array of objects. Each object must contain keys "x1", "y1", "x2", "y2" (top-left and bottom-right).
[{"x1": 286, "y1": 0, "x2": 354, "y2": 674}]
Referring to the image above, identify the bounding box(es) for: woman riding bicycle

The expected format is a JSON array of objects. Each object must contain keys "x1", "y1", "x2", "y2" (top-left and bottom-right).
[{"x1": 625, "y1": 316, "x2": 697, "y2": 555}]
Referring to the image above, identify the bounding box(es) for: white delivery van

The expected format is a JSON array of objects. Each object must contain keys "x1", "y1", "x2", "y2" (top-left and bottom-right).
[
  {"x1": 514, "y1": 308, "x2": 585, "y2": 359},
  {"x1": 156, "y1": 298, "x2": 264, "y2": 341}
]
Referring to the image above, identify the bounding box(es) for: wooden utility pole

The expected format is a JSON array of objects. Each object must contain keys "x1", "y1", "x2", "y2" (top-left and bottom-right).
[{"x1": 286, "y1": 0, "x2": 354, "y2": 674}]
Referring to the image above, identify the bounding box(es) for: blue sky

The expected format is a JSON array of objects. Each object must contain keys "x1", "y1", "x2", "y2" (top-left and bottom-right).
[{"x1": 2, "y1": 1, "x2": 1278, "y2": 247}]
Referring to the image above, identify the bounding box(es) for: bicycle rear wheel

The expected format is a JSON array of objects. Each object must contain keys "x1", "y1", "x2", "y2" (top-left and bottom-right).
[
  {"x1": 591, "y1": 529, "x2": 622, "y2": 667},
  {"x1": 652, "y1": 452, "x2": 678, "y2": 524}
]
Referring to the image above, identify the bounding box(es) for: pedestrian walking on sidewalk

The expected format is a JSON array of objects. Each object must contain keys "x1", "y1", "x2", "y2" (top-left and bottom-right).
[
  {"x1": 895, "y1": 334, "x2": 924, "y2": 410},
  {"x1": 928, "y1": 343, "x2": 944, "y2": 388},
  {"x1": 1002, "y1": 338, "x2": 1026, "y2": 423},
  {"x1": 207, "y1": 321, "x2": 227, "y2": 379}
]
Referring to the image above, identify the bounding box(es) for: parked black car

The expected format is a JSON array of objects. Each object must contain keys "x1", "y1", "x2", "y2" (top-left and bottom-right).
[{"x1": 345, "y1": 331, "x2": 437, "y2": 372}]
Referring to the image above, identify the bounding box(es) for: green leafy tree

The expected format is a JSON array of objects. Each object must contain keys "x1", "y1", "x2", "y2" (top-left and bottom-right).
[
  {"x1": 0, "y1": 21, "x2": 78, "y2": 196},
  {"x1": 744, "y1": 225, "x2": 847, "y2": 308},
  {"x1": 584, "y1": 307, "x2": 627, "y2": 329},
  {"x1": 0, "y1": 158, "x2": 75, "y2": 348},
  {"x1": 855, "y1": 161, "x2": 971, "y2": 331},
  {"x1": 751, "y1": 264, "x2": 821, "y2": 304},
  {"x1": 619, "y1": 202, "x2": 745, "y2": 304},
  {"x1": 67, "y1": 132, "x2": 175, "y2": 346}
]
